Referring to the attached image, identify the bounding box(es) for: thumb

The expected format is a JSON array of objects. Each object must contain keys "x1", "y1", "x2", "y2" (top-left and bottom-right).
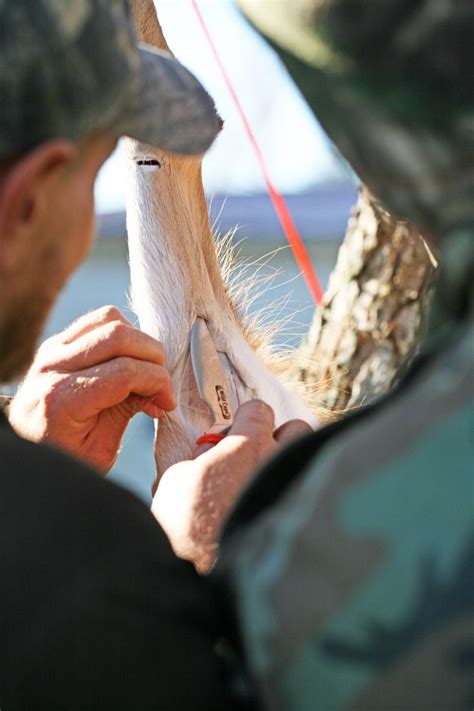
[
  {"x1": 228, "y1": 399, "x2": 275, "y2": 438},
  {"x1": 194, "y1": 399, "x2": 275, "y2": 457}
]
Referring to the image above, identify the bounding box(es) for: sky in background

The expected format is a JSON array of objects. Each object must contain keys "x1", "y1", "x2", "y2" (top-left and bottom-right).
[{"x1": 95, "y1": 0, "x2": 346, "y2": 214}]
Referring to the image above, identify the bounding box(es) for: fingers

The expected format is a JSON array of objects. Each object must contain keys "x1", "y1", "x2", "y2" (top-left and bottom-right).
[
  {"x1": 35, "y1": 305, "x2": 167, "y2": 375},
  {"x1": 58, "y1": 305, "x2": 132, "y2": 344},
  {"x1": 195, "y1": 400, "x2": 276, "y2": 462},
  {"x1": 155, "y1": 400, "x2": 278, "y2": 573},
  {"x1": 195, "y1": 403, "x2": 311, "y2": 458},
  {"x1": 194, "y1": 400, "x2": 275, "y2": 457},
  {"x1": 40, "y1": 320, "x2": 166, "y2": 373},
  {"x1": 114, "y1": 393, "x2": 164, "y2": 421},
  {"x1": 228, "y1": 399, "x2": 275, "y2": 438},
  {"x1": 273, "y1": 419, "x2": 312, "y2": 445},
  {"x1": 54, "y1": 357, "x2": 176, "y2": 422}
]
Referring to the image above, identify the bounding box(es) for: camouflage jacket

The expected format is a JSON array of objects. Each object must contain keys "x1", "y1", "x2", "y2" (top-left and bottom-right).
[
  {"x1": 214, "y1": 3, "x2": 474, "y2": 709},
  {"x1": 216, "y1": 230, "x2": 473, "y2": 710}
]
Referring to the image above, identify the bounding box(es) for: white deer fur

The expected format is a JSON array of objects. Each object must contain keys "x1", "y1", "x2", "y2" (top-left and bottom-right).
[{"x1": 126, "y1": 1, "x2": 318, "y2": 483}]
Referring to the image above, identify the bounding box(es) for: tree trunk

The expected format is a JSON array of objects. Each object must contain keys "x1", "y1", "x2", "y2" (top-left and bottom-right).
[{"x1": 294, "y1": 187, "x2": 436, "y2": 413}]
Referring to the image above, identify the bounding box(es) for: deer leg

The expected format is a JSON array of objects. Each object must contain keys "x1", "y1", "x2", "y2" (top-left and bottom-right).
[{"x1": 126, "y1": 1, "x2": 317, "y2": 483}]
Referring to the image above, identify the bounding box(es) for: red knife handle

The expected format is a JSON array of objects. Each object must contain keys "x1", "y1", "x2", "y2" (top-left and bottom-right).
[{"x1": 196, "y1": 433, "x2": 226, "y2": 446}]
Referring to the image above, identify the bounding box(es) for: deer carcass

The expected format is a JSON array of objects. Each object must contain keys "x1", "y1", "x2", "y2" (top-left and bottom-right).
[{"x1": 125, "y1": 1, "x2": 319, "y2": 486}]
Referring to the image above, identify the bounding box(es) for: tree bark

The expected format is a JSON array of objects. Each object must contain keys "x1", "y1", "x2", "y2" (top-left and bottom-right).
[{"x1": 294, "y1": 187, "x2": 435, "y2": 413}]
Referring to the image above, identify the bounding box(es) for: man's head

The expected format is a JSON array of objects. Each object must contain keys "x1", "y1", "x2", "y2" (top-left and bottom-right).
[
  {"x1": 0, "y1": 133, "x2": 116, "y2": 381},
  {"x1": 0, "y1": 0, "x2": 220, "y2": 382},
  {"x1": 0, "y1": 0, "x2": 220, "y2": 158}
]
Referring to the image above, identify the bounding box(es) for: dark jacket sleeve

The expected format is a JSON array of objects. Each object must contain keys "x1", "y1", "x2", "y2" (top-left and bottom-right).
[{"x1": 0, "y1": 423, "x2": 234, "y2": 711}]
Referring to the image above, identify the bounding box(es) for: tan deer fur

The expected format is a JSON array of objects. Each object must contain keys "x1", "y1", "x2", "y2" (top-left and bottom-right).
[{"x1": 125, "y1": 1, "x2": 318, "y2": 487}]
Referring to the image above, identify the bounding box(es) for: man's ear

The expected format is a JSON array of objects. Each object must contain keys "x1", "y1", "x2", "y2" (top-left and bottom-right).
[{"x1": 0, "y1": 140, "x2": 75, "y2": 273}]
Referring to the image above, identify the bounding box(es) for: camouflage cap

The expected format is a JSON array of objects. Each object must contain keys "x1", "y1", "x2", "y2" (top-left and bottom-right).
[{"x1": 0, "y1": 0, "x2": 221, "y2": 158}]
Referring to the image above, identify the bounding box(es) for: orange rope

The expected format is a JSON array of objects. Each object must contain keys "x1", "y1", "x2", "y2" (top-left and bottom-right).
[{"x1": 190, "y1": 0, "x2": 323, "y2": 304}]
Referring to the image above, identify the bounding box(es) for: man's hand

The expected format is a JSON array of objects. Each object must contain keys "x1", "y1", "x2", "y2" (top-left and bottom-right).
[
  {"x1": 152, "y1": 400, "x2": 311, "y2": 573},
  {"x1": 8, "y1": 306, "x2": 176, "y2": 473}
]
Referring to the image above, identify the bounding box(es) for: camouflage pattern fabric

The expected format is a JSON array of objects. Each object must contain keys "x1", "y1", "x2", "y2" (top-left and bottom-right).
[
  {"x1": 0, "y1": 0, "x2": 220, "y2": 158},
  {"x1": 238, "y1": 0, "x2": 474, "y2": 238},
  {"x1": 216, "y1": 230, "x2": 474, "y2": 710},
  {"x1": 213, "y1": 3, "x2": 474, "y2": 709}
]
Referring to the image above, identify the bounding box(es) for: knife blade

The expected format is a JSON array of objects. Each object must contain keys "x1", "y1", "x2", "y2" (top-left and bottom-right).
[{"x1": 190, "y1": 318, "x2": 234, "y2": 432}]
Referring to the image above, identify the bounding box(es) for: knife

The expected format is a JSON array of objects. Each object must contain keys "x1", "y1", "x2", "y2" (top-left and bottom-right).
[{"x1": 190, "y1": 317, "x2": 234, "y2": 435}]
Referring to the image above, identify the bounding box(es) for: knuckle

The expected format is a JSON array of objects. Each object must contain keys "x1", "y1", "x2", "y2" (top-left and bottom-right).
[
  {"x1": 155, "y1": 341, "x2": 166, "y2": 364},
  {"x1": 105, "y1": 358, "x2": 136, "y2": 398},
  {"x1": 114, "y1": 356, "x2": 136, "y2": 379},
  {"x1": 301, "y1": 421, "x2": 313, "y2": 434},
  {"x1": 100, "y1": 305, "x2": 124, "y2": 323},
  {"x1": 37, "y1": 335, "x2": 54, "y2": 353},
  {"x1": 289, "y1": 418, "x2": 312, "y2": 431},
  {"x1": 40, "y1": 375, "x2": 67, "y2": 412},
  {"x1": 33, "y1": 341, "x2": 59, "y2": 374},
  {"x1": 149, "y1": 365, "x2": 169, "y2": 393},
  {"x1": 274, "y1": 419, "x2": 312, "y2": 443},
  {"x1": 35, "y1": 336, "x2": 55, "y2": 360},
  {"x1": 106, "y1": 320, "x2": 131, "y2": 346}
]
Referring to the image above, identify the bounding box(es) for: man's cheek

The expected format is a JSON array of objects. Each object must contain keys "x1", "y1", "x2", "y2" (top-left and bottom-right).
[{"x1": 74, "y1": 191, "x2": 96, "y2": 263}]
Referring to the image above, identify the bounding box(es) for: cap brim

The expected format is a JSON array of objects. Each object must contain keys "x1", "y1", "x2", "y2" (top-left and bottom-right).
[{"x1": 115, "y1": 44, "x2": 221, "y2": 155}]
